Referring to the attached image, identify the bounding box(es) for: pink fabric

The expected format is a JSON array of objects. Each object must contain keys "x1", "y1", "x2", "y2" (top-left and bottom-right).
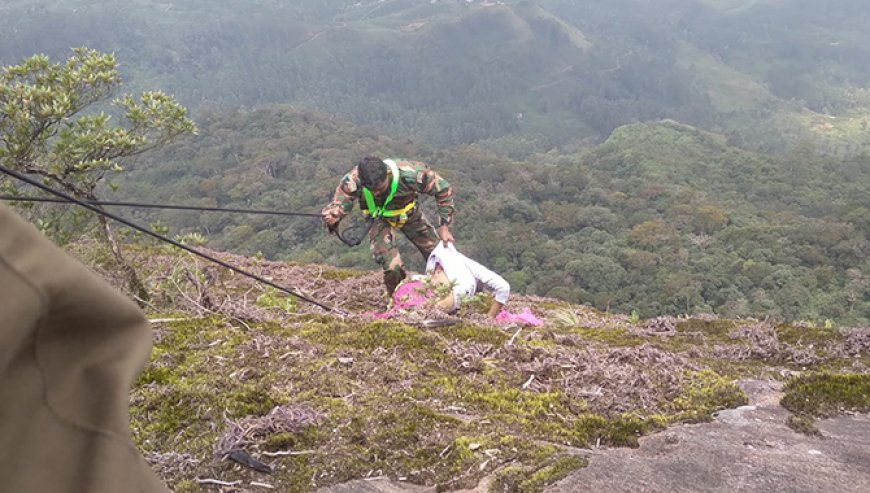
[
  {"x1": 367, "y1": 281, "x2": 432, "y2": 319},
  {"x1": 392, "y1": 281, "x2": 431, "y2": 310},
  {"x1": 495, "y1": 307, "x2": 544, "y2": 326}
]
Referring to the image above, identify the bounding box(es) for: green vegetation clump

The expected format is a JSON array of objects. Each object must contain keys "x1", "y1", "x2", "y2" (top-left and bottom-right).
[
  {"x1": 441, "y1": 322, "x2": 510, "y2": 346},
  {"x1": 265, "y1": 427, "x2": 322, "y2": 451},
  {"x1": 670, "y1": 370, "x2": 749, "y2": 422},
  {"x1": 785, "y1": 414, "x2": 822, "y2": 437},
  {"x1": 172, "y1": 480, "x2": 198, "y2": 493},
  {"x1": 570, "y1": 327, "x2": 645, "y2": 347},
  {"x1": 676, "y1": 319, "x2": 739, "y2": 343},
  {"x1": 490, "y1": 455, "x2": 588, "y2": 493},
  {"x1": 781, "y1": 373, "x2": 870, "y2": 418},
  {"x1": 774, "y1": 324, "x2": 845, "y2": 347},
  {"x1": 256, "y1": 287, "x2": 298, "y2": 313},
  {"x1": 570, "y1": 414, "x2": 669, "y2": 448},
  {"x1": 226, "y1": 385, "x2": 285, "y2": 417},
  {"x1": 299, "y1": 320, "x2": 443, "y2": 354},
  {"x1": 780, "y1": 372, "x2": 870, "y2": 437},
  {"x1": 468, "y1": 387, "x2": 566, "y2": 422},
  {"x1": 321, "y1": 268, "x2": 365, "y2": 281}
]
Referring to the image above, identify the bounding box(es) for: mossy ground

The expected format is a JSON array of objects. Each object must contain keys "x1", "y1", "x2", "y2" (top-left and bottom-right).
[
  {"x1": 780, "y1": 373, "x2": 870, "y2": 435},
  {"x1": 130, "y1": 314, "x2": 817, "y2": 492},
  {"x1": 119, "y1": 251, "x2": 868, "y2": 492}
]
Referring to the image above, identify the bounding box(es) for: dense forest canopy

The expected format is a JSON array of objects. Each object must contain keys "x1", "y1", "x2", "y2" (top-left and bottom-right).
[
  {"x1": 2, "y1": 1, "x2": 868, "y2": 324},
  {"x1": 3, "y1": 0, "x2": 870, "y2": 155}
]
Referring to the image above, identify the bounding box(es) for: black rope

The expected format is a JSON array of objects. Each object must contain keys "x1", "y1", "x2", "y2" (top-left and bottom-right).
[
  {"x1": 0, "y1": 195, "x2": 322, "y2": 217},
  {"x1": 0, "y1": 166, "x2": 347, "y2": 316}
]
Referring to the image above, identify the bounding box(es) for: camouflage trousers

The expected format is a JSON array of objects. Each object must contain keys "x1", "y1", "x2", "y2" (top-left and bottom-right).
[{"x1": 369, "y1": 206, "x2": 440, "y2": 295}]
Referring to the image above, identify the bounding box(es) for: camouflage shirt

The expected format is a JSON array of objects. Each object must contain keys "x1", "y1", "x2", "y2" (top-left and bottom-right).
[{"x1": 322, "y1": 159, "x2": 455, "y2": 226}]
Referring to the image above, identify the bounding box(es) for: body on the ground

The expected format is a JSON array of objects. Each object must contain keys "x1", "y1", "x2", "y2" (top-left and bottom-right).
[{"x1": 426, "y1": 242, "x2": 509, "y2": 318}]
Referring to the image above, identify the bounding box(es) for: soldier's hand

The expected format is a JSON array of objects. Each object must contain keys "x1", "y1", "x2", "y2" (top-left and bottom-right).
[
  {"x1": 438, "y1": 225, "x2": 454, "y2": 246},
  {"x1": 323, "y1": 213, "x2": 340, "y2": 234}
]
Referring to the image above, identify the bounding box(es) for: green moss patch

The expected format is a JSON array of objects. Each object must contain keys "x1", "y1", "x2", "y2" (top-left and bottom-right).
[
  {"x1": 786, "y1": 414, "x2": 823, "y2": 437},
  {"x1": 676, "y1": 319, "x2": 739, "y2": 342},
  {"x1": 570, "y1": 327, "x2": 645, "y2": 347},
  {"x1": 490, "y1": 455, "x2": 588, "y2": 493},
  {"x1": 321, "y1": 268, "x2": 366, "y2": 281},
  {"x1": 299, "y1": 320, "x2": 443, "y2": 354},
  {"x1": 696, "y1": 357, "x2": 775, "y2": 379},
  {"x1": 774, "y1": 324, "x2": 845, "y2": 346},
  {"x1": 781, "y1": 373, "x2": 870, "y2": 418},
  {"x1": 573, "y1": 413, "x2": 669, "y2": 448},
  {"x1": 265, "y1": 427, "x2": 323, "y2": 451},
  {"x1": 670, "y1": 370, "x2": 749, "y2": 422},
  {"x1": 441, "y1": 322, "x2": 510, "y2": 346},
  {"x1": 780, "y1": 372, "x2": 870, "y2": 437}
]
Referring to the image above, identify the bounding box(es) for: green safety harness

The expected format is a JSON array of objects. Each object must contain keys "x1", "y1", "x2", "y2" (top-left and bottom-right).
[{"x1": 362, "y1": 159, "x2": 415, "y2": 227}]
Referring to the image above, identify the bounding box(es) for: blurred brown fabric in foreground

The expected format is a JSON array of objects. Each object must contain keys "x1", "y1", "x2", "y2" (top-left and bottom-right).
[{"x1": 0, "y1": 204, "x2": 169, "y2": 492}]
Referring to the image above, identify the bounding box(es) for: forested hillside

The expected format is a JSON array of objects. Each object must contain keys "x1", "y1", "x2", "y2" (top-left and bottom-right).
[
  {"x1": 3, "y1": 1, "x2": 869, "y2": 322},
  {"x1": 3, "y1": 0, "x2": 870, "y2": 155},
  {"x1": 107, "y1": 107, "x2": 869, "y2": 325},
  {"x1": 3, "y1": 9, "x2": 870, "y2": 490}
]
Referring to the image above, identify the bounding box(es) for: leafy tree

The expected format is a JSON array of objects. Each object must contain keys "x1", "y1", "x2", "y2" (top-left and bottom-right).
[
  {"x1": 566, "y1": 254, "x2": 625, "y2": 293},
  {"x1": 0, "y1": 48, "x2": 195, "y2": 301}
]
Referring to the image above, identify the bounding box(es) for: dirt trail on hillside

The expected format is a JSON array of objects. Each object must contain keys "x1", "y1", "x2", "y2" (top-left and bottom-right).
[{"x1": 317, "y1": 379, "x2": 870, "y2": 493}]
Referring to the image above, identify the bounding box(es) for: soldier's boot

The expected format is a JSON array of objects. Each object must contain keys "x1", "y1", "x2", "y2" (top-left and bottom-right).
[{"x1": 383, "y1": 265, "x2": 407, "y2": 297}]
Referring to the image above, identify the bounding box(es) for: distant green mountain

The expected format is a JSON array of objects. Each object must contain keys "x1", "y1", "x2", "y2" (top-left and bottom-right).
[
  {"x1": 3, "y1": 0, "x2": 870, "y2": 154},
  {"x1": 106, "y1": 106, "x2": 868, "y2": 325}
]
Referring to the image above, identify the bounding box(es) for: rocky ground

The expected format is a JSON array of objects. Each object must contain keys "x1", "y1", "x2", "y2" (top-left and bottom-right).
[{"x1": 548, "y1": 378, "x2": 870, "y2": 493}]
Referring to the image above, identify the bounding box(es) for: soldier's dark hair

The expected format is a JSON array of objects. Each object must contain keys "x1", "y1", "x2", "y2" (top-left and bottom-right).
[{"x1": 358, "y1": 156, "x2": 388, "y2": 189}]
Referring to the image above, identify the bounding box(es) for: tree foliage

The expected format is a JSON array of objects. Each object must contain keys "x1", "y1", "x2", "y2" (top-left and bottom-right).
[
  {"x1": 0, "y1": 48, "x2": 195, "y2": 299},
  {"x1": 1, "y1": 48, "x2": 195, "y2": 199}
]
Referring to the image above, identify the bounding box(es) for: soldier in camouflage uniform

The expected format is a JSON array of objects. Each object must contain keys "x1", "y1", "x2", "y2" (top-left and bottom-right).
[{"x1": 322, "y1": 156, "x2": 455, "y2": 295}]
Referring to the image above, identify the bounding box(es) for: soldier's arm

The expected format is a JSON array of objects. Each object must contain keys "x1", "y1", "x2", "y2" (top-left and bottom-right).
[
  {"x1": 414, "y1": 163, "x2": 455, "y2": 226},
  {"x1": 321, "y1": 169, "x2": 361, "y2": 224}
]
